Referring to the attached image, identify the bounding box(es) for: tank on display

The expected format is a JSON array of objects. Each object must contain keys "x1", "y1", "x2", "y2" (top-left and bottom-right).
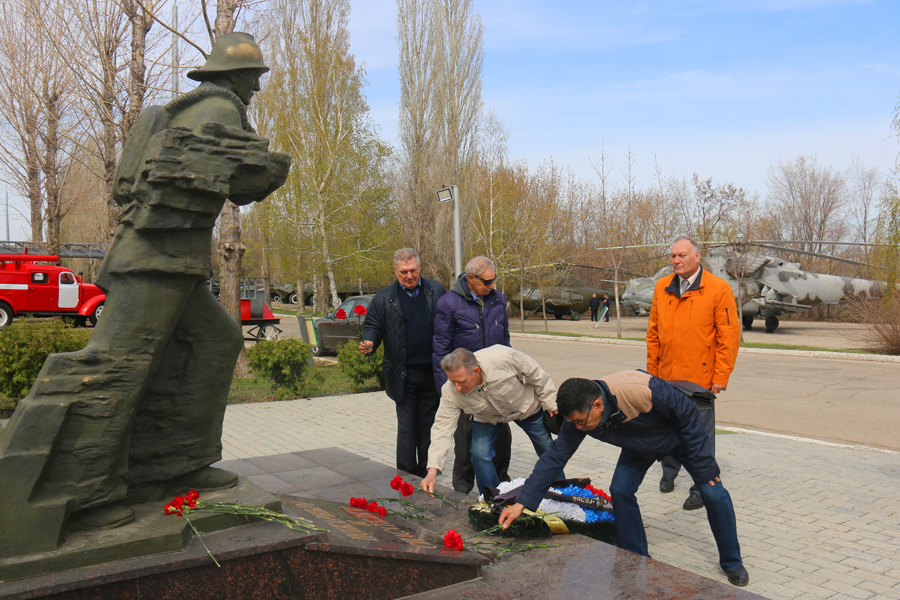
[{"x1": 511, "y1": 272, "x2": 615, "y2": 321}]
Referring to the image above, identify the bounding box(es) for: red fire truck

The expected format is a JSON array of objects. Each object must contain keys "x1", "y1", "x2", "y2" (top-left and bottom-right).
[{"x1": 0, "y1": 253, "x2": 106, "y2": 329}]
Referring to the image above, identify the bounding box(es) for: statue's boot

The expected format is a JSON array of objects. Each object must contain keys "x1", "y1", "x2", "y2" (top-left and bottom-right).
[
  {"x1": 68, "y1": 502, "x2": 136, "y2": 531},
  {"x1": 169, "y1": 466, "x2": 238, "y2": 493}
]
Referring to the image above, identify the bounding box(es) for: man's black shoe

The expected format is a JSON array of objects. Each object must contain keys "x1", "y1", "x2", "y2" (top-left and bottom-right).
[
  {"x1": 726, "y1": 566, "x2": 749, "y2": 587},
  {"x1": 682, "y1": 491, "x2": 704, "y2": 510},
  {"x1": 659, "y1": 476, "x2": 675, "y2": 493}
]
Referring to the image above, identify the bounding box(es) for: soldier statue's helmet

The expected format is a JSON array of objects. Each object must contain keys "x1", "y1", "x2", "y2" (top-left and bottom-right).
[{"x1": 187, "y1": 32, "x2": 269, "y2": 81}]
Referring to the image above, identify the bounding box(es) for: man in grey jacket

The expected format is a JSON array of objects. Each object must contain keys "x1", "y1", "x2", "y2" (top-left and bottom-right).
[{"x1": 420, "y1": 345, "x2": 558, "y2": 495}]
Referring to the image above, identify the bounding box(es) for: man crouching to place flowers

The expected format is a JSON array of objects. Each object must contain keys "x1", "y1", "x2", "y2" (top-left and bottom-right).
[
  {"x1": 498, "y1": 373, "x2": 750, "y2": 588},
  {"x1": 420, "y1": 345, "x2": 558, "y2": 496}
]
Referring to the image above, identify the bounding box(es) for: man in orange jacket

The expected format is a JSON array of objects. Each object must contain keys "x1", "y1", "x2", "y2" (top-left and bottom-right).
[{"x1": 647, "y1": 236, "x2": 740, "y2": 510}]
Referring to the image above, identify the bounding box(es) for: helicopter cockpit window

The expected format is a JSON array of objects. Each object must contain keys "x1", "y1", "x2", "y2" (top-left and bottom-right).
[{"x1": 572, "y1": 294, "x2": 584, "y2": 303}]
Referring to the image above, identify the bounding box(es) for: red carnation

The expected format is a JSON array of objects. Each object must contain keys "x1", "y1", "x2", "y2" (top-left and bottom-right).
[
  {"x1": 350, "y1": 497, "x2": 367, "y2": 509},
  {"x1": 390, "y1": 476, "x2": 404, "y2": 491},
  {"x1": 443, "y1": 530, "x2": 464, "y2": 551},
  {"x1": 376, "y1": 506, "x2": 387, "y2": 517},
  {"x1": 400, "y1": 482, "x2": 415, "y2": 497},
  {"x1": 353, "y1": 305, "x2": 367, "y2": 316},
  {"x1": 366, "y1": 501, "x2": 380, "y2": 513},
  {"x1": 335, "y1": 308, "x2": 347, "y2": 319}
]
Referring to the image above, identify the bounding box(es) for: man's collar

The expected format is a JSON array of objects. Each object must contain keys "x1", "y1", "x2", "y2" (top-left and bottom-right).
[
  {"x1": 681, "y1": 265, "x2": 702, "y2": 287},
  {"x1": 400, "y1": 278, "x2": 422, "y2": 295}
]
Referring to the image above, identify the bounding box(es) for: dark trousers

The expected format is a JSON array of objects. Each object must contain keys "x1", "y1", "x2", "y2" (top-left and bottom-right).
[
  {"x1": 395, "y1": 366, "x2": 440, "y2": 477},
  {"x1": 612, "y1": 447, "x2": 742, "y2": 572},
  {"x1": 452, "y1": 413, "x2": 511, "y2": 493},
  {"x1": 661, "y1": 406, "x2": 716, "y2": 493},
  {"x1": 590, "y1": 308, "x2": 598, "y2": 321}
]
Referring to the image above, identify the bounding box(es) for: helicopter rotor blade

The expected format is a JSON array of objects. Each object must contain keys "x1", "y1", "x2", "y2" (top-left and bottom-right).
[{"x1": 752, "y1": 243, "x2": 882, "y2": 268}]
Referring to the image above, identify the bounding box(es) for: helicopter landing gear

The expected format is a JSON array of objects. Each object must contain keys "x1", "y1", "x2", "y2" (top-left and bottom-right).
[
  {"x1": 570, "y1": 310, "x2": 581, "y2": 321},
  {"x1": 765, "y1": 315, "x2": 779, "y2": 333},
  {"x1": 742, "y1": 314, "x2": 754, "y2": 330}
]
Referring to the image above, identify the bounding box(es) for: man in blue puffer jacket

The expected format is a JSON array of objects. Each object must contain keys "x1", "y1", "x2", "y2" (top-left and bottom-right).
[
  {"x1": 432, "y1": 256, "x2": 513, "y2": 493},
  {"x1": 498, "y1": 372, "x2": 749, "y2": 588}
]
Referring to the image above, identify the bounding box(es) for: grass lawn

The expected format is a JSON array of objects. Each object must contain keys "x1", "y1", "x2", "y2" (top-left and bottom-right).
[
  {"x1": 0, "y1": 365, "x2": 383, "y2": 417},
  {"x1": 228, "y1": 364, "x2": 381, "y2": 404}
]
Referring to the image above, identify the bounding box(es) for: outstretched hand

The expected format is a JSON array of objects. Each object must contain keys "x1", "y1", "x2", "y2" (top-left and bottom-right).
[
  {"x1": 498, "y1": 503, "x2": 525, "y2": 529},
  {"x1": 420, "y1": 470, "x2": 438, "y2": 493}
]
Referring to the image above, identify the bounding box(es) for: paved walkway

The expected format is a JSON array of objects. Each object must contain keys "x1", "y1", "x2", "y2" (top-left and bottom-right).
[{"x1": 221, "y1": 393, "x2": 900, "y2": 600}]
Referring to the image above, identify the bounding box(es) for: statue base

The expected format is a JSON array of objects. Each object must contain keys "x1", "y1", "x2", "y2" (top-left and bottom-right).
[{"x1": 0, "y1": 477, "x2": 280, "y2": 583}]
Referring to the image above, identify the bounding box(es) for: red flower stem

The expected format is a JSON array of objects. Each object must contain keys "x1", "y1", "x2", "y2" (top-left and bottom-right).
[{"x1": 183, "y1": 513, "x2": 221, "y2": 568}]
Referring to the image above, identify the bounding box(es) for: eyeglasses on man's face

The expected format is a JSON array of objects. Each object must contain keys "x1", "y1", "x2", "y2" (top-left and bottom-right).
[
  {"x1": 567, "y1": 403, "x2": 596, "y2": 429},
  {"x1": 474, "y1": 275, "x2": 496, "y2": 286}
]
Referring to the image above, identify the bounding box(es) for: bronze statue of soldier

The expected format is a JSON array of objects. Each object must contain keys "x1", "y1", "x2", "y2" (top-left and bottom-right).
[{"x1": 0, "y1": 33, "x2": 290, "y2": 558}]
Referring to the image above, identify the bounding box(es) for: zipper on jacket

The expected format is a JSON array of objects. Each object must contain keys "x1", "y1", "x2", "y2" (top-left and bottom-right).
[{"x1": 726, "y1": 307, "x2": 730, "y2": 325}]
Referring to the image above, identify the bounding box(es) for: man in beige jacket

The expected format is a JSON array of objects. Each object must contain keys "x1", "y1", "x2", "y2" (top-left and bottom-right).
[{"x1": 420, "y1": 345, "x2": 558, "y2": 495}]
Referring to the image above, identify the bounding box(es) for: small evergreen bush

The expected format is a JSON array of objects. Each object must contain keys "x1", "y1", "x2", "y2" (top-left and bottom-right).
[
  {"x1": 336, "y1": 341, "x2": 385, "y2": 390},
  {"x1": 0, "y1": 320, "x2": 91, "y2": 402},
  {"x1": 246, "y1": 338, "x2": 313, "y2": 399}
]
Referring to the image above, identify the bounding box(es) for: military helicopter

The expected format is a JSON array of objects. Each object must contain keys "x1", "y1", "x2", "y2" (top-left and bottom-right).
[
  {"x1": 619, "y1": 241, "x2": 890, "y2": 333},
  {"x1": 510, "y1": 269, "x2": 617, "y2": 321}
]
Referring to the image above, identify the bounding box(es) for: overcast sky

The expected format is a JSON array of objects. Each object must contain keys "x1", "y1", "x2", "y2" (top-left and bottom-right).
[{"x1": 347, "y1": 0, "x2": 900, "y2": 200}]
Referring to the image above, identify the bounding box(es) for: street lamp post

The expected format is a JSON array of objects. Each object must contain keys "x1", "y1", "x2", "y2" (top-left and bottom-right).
[{"x1": 436, "y1": 185, "x2": 462, "y2": 278}]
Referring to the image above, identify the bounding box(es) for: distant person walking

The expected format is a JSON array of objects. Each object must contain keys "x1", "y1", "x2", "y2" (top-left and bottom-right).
[
  {"x1": 360, "y1": 248, "x2": 446, "y2": 477},
  {"x1": 647, "y1": 236, "x2": 740, "y2": 511},
  {"x1": 602, "y1": 293, "x2": 611, "y2": 322},
  {"x1": 588, "y1": 293, "x2": 600, "y2": 321}
]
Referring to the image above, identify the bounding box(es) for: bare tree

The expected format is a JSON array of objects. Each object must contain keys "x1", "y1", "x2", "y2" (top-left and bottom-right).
[
  {"x1": 395, "y1": 0, "x2": 483, "y2": 282},
  {"x1": 395, "y1": 0, "x2": 438, "y2": 269},
  {"x1": 766, "y1": 155, "x2": 848, "y2": 258},
  {"x1": 846, "y1": 156, "x2": 883, "y2": 260},
  {"x1": 254, "y1": 0, "x2": 391, "y2": 315},
  {"x1": 0, "y1": 0, "x2": 74, "y2": 249}
]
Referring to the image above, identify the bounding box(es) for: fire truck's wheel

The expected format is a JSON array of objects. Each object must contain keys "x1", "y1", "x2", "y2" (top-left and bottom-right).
[
  {"x1": 0, "y1": 303, "x2": 13, "y2": 329},
  {"x1": 89, "y1": 302, "x2": 104, "y2": 326}
]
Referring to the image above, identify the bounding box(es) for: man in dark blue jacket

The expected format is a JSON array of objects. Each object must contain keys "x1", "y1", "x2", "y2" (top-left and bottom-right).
[
  {"x1": 498, "y1": 372, "x2": 749, "y2": 588},
  {"x1": 432, "y1": 256, "x2": 513, "y2": 493},
  {"x1": 360, "y1": 248, "x2": 445, "y2": 477}
]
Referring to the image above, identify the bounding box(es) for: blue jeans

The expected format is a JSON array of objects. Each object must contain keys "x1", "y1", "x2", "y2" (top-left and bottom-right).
[
  {"x1": 610, "y1": 448, "x2": 743, "y2": 573},
  {"x1": 471, "y1": 410, "x2": 553, "y2": 494}
]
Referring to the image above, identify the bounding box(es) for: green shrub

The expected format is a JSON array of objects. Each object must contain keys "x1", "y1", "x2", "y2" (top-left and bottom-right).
[
  {"x1": 0, "y1": 320, "x2": 91, "y2": 401},
  {"x1": 246, "y1": 338, "x2": 313, "y2": 399},
  {"x1": 336, "y1": 341, "x2": 385, "y2": 390}
]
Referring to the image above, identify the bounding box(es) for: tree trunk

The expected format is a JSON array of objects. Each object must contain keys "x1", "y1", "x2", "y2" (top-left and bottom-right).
[
  {"x1": 614, "y1": 266, "x2": 622, "y2": 339},
  {"x1": 42, "y1": 88, "x2": 61, "y2": 254},
  {"x1": 101, "y1": 44, "x2": 119, "y2": 243},
  {"x1": 218, "y1": 200, "x2": 249, "y2": 378},
  {"x1": 25, "y1": 119, "x2": 42, "y2": 244},
  {"x1": 211, "y1": 2, "x2": 245, "y2": 377},
  {"x1": 296, "y1": 276, "x2": 305, "y2": 315},
  {"x1": 122, "y1": 0, "x2": 150, "y2": 137},
  {"x1": 519, "y1": 280, "x2": 525, "y2": 332}
]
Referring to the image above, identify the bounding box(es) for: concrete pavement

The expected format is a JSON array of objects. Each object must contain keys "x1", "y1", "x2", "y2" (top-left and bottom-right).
[
  {"x1": 221, "y1": 386, "x2": 900, "y2": 600},
  {"x1": 221, "y1": 321, "x2": 900, "y2": 600}
]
